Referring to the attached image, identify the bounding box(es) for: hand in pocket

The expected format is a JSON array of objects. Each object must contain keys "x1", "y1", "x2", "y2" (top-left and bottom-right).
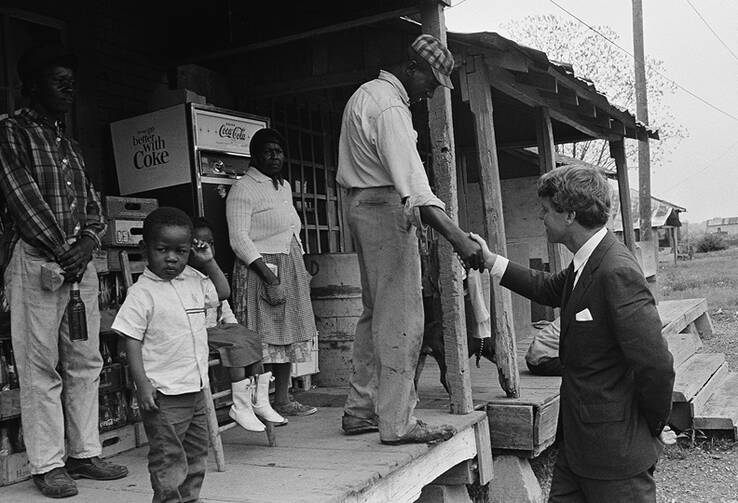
[{"x1": 261, "y1": 282, "x2": 287, "y2": 306}]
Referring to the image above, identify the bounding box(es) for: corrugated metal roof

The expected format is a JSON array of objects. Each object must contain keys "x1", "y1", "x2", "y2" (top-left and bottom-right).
[
  {"x1": 607, "y1": 179, "x2": 685, "y2": 231},
  {"x1": 448, "y1": 31, "x2": 658, "y2": 141},
  {"x1": 706, "y1": 217, "x2": 738, "y2": 226}
]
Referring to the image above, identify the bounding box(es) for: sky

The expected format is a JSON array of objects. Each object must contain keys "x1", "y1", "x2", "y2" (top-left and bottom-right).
[{"x1": 445, "y1": 0, "x2": 738, "y2": 224}]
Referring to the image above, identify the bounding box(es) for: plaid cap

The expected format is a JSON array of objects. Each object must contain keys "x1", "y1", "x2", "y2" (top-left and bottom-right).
[{"x1": 411, "y1": 34, "x2": 454, "y2": 89}]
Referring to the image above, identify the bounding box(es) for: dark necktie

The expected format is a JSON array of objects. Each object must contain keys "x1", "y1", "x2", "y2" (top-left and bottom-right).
[{"x1": 562, "y1": 262, "x2": 576, "y2": 309}]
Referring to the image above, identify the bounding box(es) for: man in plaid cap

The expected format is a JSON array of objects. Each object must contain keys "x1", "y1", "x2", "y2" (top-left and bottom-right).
[
  {"x1": 0, "y1": 43, "x2": 128, "y2": 498},
  {"x1": 337, "y1": 34, "x2": 484, "y2": 444}
]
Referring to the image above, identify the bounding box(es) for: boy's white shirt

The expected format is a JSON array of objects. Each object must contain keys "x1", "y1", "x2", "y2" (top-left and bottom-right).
[{"x1": 112, "y1": 265, "x2": 219, "y2": 395}]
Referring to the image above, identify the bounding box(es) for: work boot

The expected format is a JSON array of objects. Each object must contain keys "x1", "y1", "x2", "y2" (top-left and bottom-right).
[
  {"x1": 65, "y1": 456, "x2": 128, "y2": 480},
  {"x1": 252, "y1": 372, "x2": 285, "y2": 424},
  {"x1": 33, "y1": 467, "x2": 78, "y2": 498},
  {"x1": 380, "y1": 420, "x2": 456, "y2": 445},
  {"x1": 229, "y1": 378, "x2": 266, "y2": 432},
  {"x1": 342, "y1": 413, "x2": 379, "y2": 435}
]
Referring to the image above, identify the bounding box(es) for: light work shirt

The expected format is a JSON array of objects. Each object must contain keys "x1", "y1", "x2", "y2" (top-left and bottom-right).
[
  {"x1": 337, "y1": 70, "x2": 445, "y2": 211},
  {"x1": 226, "y1": 168, "x2": 302, "y2": 266},
  {"x1": 112, "y1": 266, "x2": 219, "y2": 395}
]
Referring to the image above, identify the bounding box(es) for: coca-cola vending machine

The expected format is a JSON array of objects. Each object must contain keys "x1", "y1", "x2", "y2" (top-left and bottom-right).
[{"x1": 110, "y1": 104, "x2": 269, "y2": 276}]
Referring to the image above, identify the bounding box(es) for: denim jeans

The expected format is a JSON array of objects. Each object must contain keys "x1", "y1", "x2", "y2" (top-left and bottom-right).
[
  {"x1": 142, "y1": 390, "x2": 209, "y2": 503},
  {"x1": 342, "y1": 187, "x2": 424, "y2": 441},
  {"x1": 5, "y1": 240, "x2": 102, "y2": 474}
]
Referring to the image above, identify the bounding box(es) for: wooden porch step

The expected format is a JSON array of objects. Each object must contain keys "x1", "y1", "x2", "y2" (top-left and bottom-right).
[
  {"x1": 672, "y1": 352, "x2": 726, "y2": 402},
  {"x1": 693, "y1": 372, "x2": 738, "y2": 438},
  {"x1": 664, "y1": 330, "x2": 703, "y2": 369}
]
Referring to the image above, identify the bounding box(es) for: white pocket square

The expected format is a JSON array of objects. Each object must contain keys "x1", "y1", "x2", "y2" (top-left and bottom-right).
[{"x1": 575, "y1": 308, "x2": 593, "y2": 322}]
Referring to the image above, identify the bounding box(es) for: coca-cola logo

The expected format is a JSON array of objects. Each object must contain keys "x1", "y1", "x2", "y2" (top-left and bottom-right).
[{"x1": 218, "y1": 123, "x2": 247, "y2": 141}]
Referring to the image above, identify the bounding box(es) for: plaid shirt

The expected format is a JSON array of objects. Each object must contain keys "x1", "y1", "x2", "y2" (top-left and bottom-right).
[{"x1": 0, "y1": 108, "x2": 105, "y2": 262}]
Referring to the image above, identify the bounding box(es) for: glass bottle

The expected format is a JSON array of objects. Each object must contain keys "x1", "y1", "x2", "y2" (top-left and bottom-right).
[
  {"x1": 67, "y1": 282, "x2": 88, "y2": 341},
  {"x1": 5, "y1": 342, "x2": 18, "y2": 389}
]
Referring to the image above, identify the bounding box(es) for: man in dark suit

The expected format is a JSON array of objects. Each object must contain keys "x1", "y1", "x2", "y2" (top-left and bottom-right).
[{"x1": 471, "y1": 166, "x2": 674, "y2": 502}]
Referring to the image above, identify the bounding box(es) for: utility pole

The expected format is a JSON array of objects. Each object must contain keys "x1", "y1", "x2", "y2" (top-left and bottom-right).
[{"x1": 632, "y1": 0, "x2": 653, "y2": 249}]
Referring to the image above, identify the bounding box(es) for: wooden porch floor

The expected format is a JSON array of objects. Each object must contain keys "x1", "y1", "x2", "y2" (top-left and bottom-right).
[
  {"x1": 2, "y1": 408, "x2": 489, "y2": 503},
  {"x1": 302, "y1": 298, "x2": 711, "y2": 457}
]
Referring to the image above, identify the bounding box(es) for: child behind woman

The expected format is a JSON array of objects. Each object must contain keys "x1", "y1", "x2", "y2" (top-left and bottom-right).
[{"x1": 192, "y1": 217, "x2": 284, "y2": 430}]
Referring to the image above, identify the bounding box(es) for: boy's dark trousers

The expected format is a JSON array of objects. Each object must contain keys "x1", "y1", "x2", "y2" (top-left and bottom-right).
[{"x1": 142, "y1": 390, "x2": 209, "y2": 503}]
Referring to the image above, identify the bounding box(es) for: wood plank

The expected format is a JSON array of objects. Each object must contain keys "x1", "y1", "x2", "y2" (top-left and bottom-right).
[
  {"x1": 661, "y1": 298, "x2": 709, "y2": 335},
  {"x1": 609, "y1": 139, "x2": 636, "y2": 253},
  {"x1": 672, "y1": 352, "x2": 725, "y2": 402},
  {"x1": 690, "y1": 363, "x2": 729, "y2": 417},
  {"x1": 535, "y1": 106, "x2": 562, "y2": 275},
  {"x1": 421, "y1": 2, "x2": 473, "y2": 414},
  {"x1": 693, "y1": 372, "x2": 738, "y2": 435},
  {"x1": 664, "y1": 331, "x2": 703, "y2": 369},
  {"x1": 474, "y1": 413, "x2": 494, "y2": 484},
  {"x1": 464, "y1": 56, "x2": 520, "y2": 398},
  {"x1": 534, "y1": 395, "x2": 560, "y2": 448},
  {"x1": 693, "y1": 311, "x2": 714, "y2": 338},
  {"x1": 487, "y1": 403, "x2": 534, "y2": 451},
  {"x1": 4, "y1": 408, "x2": 488, "y2": 503}
]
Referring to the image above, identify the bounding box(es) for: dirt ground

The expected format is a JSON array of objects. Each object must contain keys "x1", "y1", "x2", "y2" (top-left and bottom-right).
[{"x1": 531, "y1": 247, "x2": 738, "y2": 502}]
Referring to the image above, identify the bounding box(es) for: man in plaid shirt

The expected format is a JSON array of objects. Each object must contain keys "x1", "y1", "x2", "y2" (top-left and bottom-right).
[{"x1": 0, "y1": 44, "x2": 127, "y2": 498}]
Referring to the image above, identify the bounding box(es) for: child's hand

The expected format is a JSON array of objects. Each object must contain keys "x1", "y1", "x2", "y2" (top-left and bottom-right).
[
  {"x1": 658, "y1": 425, "x2": 676, "y2": 446},
  {"x1": 468, "y1": 232, "x2": 496, "y2": 267},
  {"x1": 136, "y1": 381, "x2": 159, "y2": 412},
  {"x1": 189, "y1": 238, "x2": 214, "y2": 267}
]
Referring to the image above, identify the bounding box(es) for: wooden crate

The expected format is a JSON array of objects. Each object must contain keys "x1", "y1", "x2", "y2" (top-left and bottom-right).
[
  {"x1": 0, "y1": 389, "x2": 20, "y2": 420},
  {"x1": 104, "y1": 196, "x2": 158, "y2": 220},
  {"x1": 106, "y1": 249, "x2": 146, "y2": 274},
  {"x1": 100, "y1": 424, "x2": 137, "y2": 459},
  {"x1": 92, "y1": 249, "x2": 109, "y2": 274},
  {"x1": 0, "y1": 451, "x2": 30, "y2": 486},
  {"x1": 102, "y1": 219, "x2": 145, "y2": 247}
]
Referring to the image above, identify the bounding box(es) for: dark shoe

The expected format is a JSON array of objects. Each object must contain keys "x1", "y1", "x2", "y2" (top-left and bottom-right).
[
  {"x1": 65, "y1": 456, "x2": 128, "y2": 480},
  {"x1": 342, "y1": 414, "x2": 379, "y2": 435},
  {"x1": 273, "y1": 400, "x2": 318, "y2": 416},
  {"x1": 380, "y1": 420, "x2": 456, "y2": 445},
  {"x1": 32, "y1": 467, "x2": 78, "y2": 498}
]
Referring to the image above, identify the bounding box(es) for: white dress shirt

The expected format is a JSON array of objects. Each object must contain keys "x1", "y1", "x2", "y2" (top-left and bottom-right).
[{"x1": 490, "y1": 227, "x2": 608, "y2": 289}]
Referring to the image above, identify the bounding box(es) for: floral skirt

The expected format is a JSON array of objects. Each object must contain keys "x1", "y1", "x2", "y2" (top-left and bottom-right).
[{"x1": 232, "y1": 237, "x2": 316, "y2": 364}]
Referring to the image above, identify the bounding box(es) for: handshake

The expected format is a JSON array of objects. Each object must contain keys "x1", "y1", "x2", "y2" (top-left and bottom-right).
[{"x1": 453, "y1": 232, "x2": 496, "y2": 271}]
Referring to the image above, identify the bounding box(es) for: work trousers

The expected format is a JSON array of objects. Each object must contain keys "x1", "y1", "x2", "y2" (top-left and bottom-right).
[
  {"x1": 548, "y1": 448, "x2": 657, "y2": 503},
  {"x1": 342, "y1": 187, "x2": 424, "y2": 441},
  {"x1": 4, "y1": 240, "x2": 102, "y2": 474},
  {"x1": 142, "y1": 390, "x2": 209, "y2": 503}
]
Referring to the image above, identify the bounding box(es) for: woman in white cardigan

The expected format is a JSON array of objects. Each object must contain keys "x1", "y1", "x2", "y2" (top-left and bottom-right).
[{"x1": 226, "y1": 128, "x2": 318, "y2": 420}]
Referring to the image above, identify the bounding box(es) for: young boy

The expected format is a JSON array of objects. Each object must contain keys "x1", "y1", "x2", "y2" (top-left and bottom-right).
[
  {"x1": 112, "y1": 207, "x2": 230, "y2": 502},
  {"x1": 192, "y1": 217, "x2": 284, "y2": 430}
]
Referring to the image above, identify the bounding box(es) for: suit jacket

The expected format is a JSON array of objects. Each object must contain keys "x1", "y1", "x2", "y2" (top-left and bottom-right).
[{"x1": 501, "y1": 230, "x2": 674, "y2": 480}]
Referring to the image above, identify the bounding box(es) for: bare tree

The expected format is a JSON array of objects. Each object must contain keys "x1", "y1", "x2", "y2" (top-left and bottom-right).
[{"x1": 502, "y1": 15, "x2": 687, "y2": 171}]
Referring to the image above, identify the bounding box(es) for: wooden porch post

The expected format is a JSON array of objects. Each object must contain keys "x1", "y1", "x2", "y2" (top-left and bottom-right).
[
  {"x1": 535, "y1": 107, "x2": 562, "y2": 275},
  {"x1": 670, "y1": 227, "x2": 677, "y2": 264},
  {"x1": 421, "y1": 0, "x2": 473, "y2": 414},
  {"x1": 609, "y1": 139, "x2": 636, "y2": 253},
  {"x1": 462, "y1": 56, "x2": 520, "y2": 398}
]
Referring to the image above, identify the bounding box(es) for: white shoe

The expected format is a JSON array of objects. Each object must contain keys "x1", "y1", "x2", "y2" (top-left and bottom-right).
[
  {"x1": 252, "y1": 372, "x2": 286, "y2": 424},
  {"x1": 229, "y1": 378, "x2": 266, "y2": 432}
]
